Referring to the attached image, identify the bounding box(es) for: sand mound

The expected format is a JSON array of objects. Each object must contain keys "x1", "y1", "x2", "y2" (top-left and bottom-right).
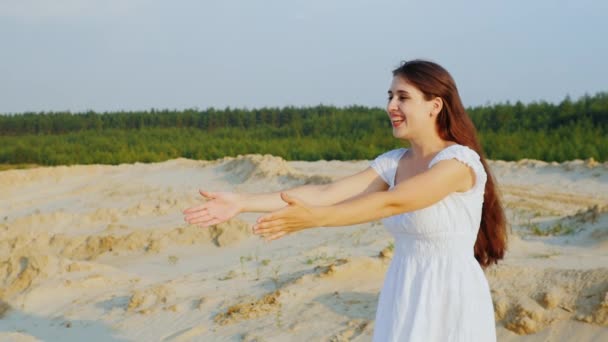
[
  {"x1": 512, "y1": 204, "x2": 608, "y2": 247},
  {"x1": 560, "y1": 204, "x2": 608, "y2": 245},
  {"x1": 1, "y1": 219, "x2": 252, "y2": 264},
  {"x1": 502, "y1": 185, "x2": 602, "y2": 216},
  {"x1": 378, "y1": 245, "x2": 394, "y2": 260},
  {"x1": 4, "y1": 199, "x2": 194, "y2": 236},
  {"x1": 0, "y1": 219, "x2": 252, "y2": 302},
  {"x1": 0, "y1": 250, "x2": 126, "y2": 303},
  {"x1": 0, "y1": 165, "x2": 103, "y2": 188},
  {"x1": 329, "y1": 319, "x2": 373, "y2": 342},
  {"x1": 487, "y1": 265, "x2": 608, "y2": 334},
  {"x1": 0, "y1": 299, "x2": 11, "y2": 318},
  {"x1": 491, "y1": 157, "x2": 608, "y2": 171},
  {"x1": 127, "y1": 283, "x2": 176, "y2": 315},
  {"x1": 288, "y1": 256, "x2": 388, "y2": 290},
  {"x1": 561, "y1": 158, "x2": 607, "y2": 171},
  {"x1": 217, "y1": 154, "x2": 332, "y2": 185},
  {"x1": 0, "y1": 252, "x2": 65, "y2": 300},
  {"x1": 2, "y1": 156, "x2": 607, "y2": 341},
  {"x1": 568, "y1": 204, "x2": 607, "y2": 226},
  {"x1": 214, "y1": 290, "x2": 281, "y2": 326},
  {"x1": 312, "y1": 257, "x2": 387, "y2": 281},
  {"x1": 218, "y1": 154, "x2": 296, "y2": 182},
  {"x1": 6, "y1": 211, "x2": 87, "y2": 234}
]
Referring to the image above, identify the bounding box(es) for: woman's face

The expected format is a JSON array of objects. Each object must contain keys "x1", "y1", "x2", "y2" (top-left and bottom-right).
[{"x1": 386, "y1": 76, "x2": 437, "y2": 140}]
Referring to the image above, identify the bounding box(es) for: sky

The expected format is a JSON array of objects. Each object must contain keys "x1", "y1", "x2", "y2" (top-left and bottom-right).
[{"x1": 1, "y1": 0, "x2": 606, "y2": 114}]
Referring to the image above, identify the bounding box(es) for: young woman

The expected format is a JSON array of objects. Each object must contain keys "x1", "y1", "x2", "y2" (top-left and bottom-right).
[{"x1": 183, "y1": 59, "x2": 507, "y2": 341}]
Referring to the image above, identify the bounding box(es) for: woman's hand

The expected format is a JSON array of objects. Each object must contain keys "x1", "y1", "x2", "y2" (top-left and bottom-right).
[
  {"x1": 253, "y1": 192, "x2": 324, "y2": 241},
  {"x1": 183, "y1": 190, "x2": 243, "y2": 227}
]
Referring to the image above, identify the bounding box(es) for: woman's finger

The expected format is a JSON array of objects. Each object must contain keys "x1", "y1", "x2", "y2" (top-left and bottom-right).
[
  {"x1": 254, "y1": 219, "x2": 285, "y2": 231},
  {"x1": 257, "y1": 213, "x2": 276, "y2": 223},
  {"x1": 199, "y1": 190, "x2": 216, "y2": 199},
  {"x1": 254, "y1": 220, "x2": 286, "y2": 234},
  {"x1": 187, "y1": 213, "x2": 215, "y2": 225},
  {"x1": 184, "y1": 208, "x2": 209, "y2": 221},
  {"x1": 183, "y1": 204, "x2": 207, "y2": 214}
]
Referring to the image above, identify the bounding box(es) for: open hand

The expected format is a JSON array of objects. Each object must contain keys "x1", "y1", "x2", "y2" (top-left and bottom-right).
[
  {"x1": 253, "y1": 192, "x2": 323, "y2": 241},
  {"x1": 183, "y1": 190, "x2": 242, "y2": 227}
]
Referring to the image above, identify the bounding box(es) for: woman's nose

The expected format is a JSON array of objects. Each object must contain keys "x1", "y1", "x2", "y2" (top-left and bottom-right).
[{"x1": 387, "y1": 98, "x2": 398, "y2": 112}]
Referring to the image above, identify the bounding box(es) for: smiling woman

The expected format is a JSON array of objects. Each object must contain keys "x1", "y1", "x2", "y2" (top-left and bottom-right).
[{"x1": 183, "y1": 59, "x2": 507, "y2": 342}]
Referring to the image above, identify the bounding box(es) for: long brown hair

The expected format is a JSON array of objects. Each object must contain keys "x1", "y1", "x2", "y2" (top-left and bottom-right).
[{"x1": 393, "y1": 59, "x2": 507, "y2": 268}]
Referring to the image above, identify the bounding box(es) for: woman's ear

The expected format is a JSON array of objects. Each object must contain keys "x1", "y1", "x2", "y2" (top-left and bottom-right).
[{"x1": 432, "y1": 97, "x2": 443, "y2": 116}]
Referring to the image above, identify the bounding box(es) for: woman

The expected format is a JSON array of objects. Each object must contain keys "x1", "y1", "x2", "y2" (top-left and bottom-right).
[{"x1": 183, "y1": 59, "x2": 507, "y2": 341}]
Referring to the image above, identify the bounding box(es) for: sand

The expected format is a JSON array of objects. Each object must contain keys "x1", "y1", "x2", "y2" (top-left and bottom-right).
[{"x1": 0, "y1": 155, "x2": 606, "y2": 341}]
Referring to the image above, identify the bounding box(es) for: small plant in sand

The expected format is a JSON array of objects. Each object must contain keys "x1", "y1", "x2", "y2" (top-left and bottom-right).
[
  {"x1": 240, "y1": 255, "x2": 253, "y2": 276},
  {"x1": 379, "y1": 241, "x2": 395, "y2": 259},
  {"x1": 261, "y1": 259, "x2": 271, "y2": 266},
  {"x1": 303, "y1": 252, "x2": 336, "y2": 265},
  {"x1": 572, "y1": 204, "x2": 602, "y2": 224},
  {"x1": 525, "y1": 221, "x2": 541, "y2": 234},
  {"x1": 530, "y1": 251, "x2": 561, "y2": 259},
  {"x1": 219, "y1": 270, "x2": 238, "y2": 281},
  {"x1": 167, "y1": 255, "x2": 179, "y2": 265},
  {"x1": 528, "y1": 221, "x2": 576, "y2": 236},
  {"x1": 214, "y1": 290, "x2": 281, "y2": 326},
  {"x1": 275, "y1": 302, "x2": 284, "y2": 329},
  {"x1": 550, "y1": 223, "x2": 576, "y2": 235}
]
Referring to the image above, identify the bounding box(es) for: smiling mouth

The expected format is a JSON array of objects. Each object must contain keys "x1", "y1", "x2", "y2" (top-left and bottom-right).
[{"x1": 391, "y1": 118, "x2": 405, "y2": 126}]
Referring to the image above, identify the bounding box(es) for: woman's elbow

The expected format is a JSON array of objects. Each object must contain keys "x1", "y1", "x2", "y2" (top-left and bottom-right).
[{"x1": 384, "y1": 194, "x2": 414, "y2": 216}]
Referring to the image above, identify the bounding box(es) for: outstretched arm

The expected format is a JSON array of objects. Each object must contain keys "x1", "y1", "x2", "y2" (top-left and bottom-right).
[
  {"x1": 253, "y1": 159, "x2": 474, "y2": 240},
  {"x1": 183, "y1": 167, "x2": 388, "y2": 227},
  {"x1": 239, "y1": 167, "x2": 388, "y2": 212}
]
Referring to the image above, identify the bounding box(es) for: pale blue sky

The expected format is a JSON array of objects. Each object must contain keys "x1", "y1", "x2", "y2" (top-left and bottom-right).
[{"x1": 1, "y1": 0, "x2": 606, "y2": 113}]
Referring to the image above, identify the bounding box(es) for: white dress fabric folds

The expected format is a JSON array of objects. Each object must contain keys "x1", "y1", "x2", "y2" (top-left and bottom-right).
[{"x1": 369, "y1": 144, "x2": 496, "y2": 342}]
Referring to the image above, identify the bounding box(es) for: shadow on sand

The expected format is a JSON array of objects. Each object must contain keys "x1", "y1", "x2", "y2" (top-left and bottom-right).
[{"x1": 0, "y1": 299, "x2": 128, "y2": 342}]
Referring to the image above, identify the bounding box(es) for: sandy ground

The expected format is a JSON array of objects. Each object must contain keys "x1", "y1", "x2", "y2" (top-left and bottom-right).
[{"x1": 0, "y1": 154, "x2": 606, "y2": 342}]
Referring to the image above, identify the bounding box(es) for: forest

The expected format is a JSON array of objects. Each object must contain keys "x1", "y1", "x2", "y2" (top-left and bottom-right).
[{"x1": 0, "y1": 92, "x2": 606, "y2": 166}]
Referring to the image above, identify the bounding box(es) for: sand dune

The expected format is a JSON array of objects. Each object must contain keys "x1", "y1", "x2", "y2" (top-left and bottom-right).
[
  {"x1": 217, "y1": 154, "x2": 334, "y2": 188},
  {"x1": 0, "y1": 155, "x2": 606, "y2": 341}
]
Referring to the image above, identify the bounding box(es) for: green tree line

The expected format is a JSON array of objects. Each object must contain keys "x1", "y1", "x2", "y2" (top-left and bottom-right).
[{"x1": 0, "y1": 92, "x2": 606, "y2": 165}]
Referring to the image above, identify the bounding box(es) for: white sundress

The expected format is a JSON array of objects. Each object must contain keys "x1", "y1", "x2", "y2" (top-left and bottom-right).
[{"x1": 369, "y1": 144, "x2": 496, "y2": 342}]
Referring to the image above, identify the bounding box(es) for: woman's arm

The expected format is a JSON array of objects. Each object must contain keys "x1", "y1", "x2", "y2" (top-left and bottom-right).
[
  {"x1": 183, "y1": 167, "x2": 388, "y2": 227},
  {"x1": 253, "y1": 159, "x2": 474, "y2": 239},
  {"x1": 239, "y1": 167, "x2": 388, "y2": 212}
]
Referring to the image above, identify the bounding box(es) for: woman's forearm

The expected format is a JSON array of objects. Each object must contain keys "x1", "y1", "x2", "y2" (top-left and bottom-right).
[
  {"x1": 317, "y1": 191, "x2": 403, "y2": 227},
  {"x1": 239, "y1": 168, "x2": 388, "y2": 214},
  {"x1": 316, "y1": 163, "x2": 461, "y2": 227},
  {"x1": 238, "y1": 183, "x2": 331, "y2": 213}
]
